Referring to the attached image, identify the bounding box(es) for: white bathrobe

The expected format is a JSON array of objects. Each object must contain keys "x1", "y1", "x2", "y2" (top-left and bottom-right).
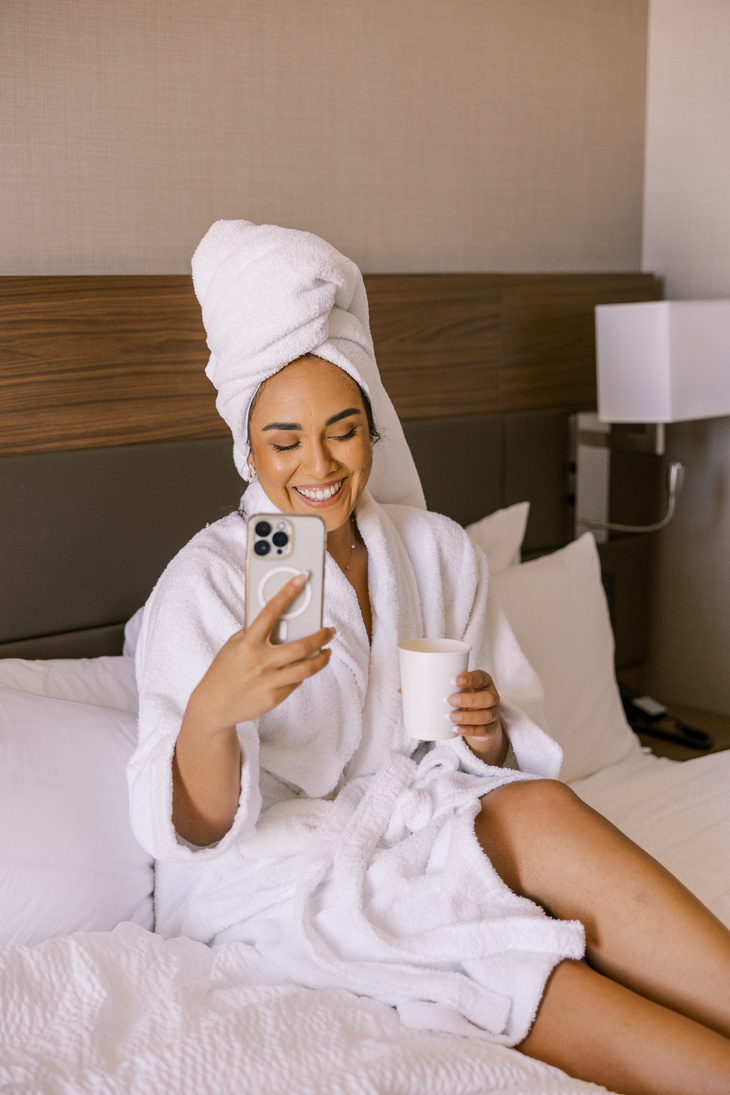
[{"x1": 128, "y1": 480, "x2": 585, "y2": 1046}]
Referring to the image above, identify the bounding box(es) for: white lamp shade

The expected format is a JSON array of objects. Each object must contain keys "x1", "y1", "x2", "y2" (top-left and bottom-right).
[{"x1": 595, "y1": 300, "x2": 730, "y2": 423}]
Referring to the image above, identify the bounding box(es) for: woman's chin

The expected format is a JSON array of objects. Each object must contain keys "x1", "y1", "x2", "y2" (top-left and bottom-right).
[{"x1": 312, "y1": 503, "x2": 354, "y2": 534}]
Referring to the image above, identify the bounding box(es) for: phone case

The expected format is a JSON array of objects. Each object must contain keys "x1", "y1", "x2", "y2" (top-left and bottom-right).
[{"x1": 245, "y1": 513, "x2": 326, "y2": 644}]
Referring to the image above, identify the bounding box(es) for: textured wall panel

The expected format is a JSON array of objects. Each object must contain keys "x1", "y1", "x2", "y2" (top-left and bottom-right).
[{"x1": 3, "y1": 0, "x2": 647, "y2": 276}]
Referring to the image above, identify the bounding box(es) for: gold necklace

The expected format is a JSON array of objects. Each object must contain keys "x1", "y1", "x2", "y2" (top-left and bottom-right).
[{"x1": 344, "y1": 516, "x2": 357, "y2": 573}]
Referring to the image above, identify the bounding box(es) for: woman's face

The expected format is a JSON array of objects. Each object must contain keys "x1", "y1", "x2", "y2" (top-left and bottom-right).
[{"x1": 248, "y1": 356, "x2": 374, "y2": 533}]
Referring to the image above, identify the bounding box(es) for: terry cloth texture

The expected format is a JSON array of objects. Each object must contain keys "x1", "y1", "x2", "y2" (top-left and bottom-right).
[
  {"x1": 129, "y1": 482, "x2": 584, "y2": 1046},
  {"x1": 191, "y1": 219, "x2": 424, "y2": 509},
  {"x1": 130, "y1": 219, "x2": 584, "y2": 1046}
]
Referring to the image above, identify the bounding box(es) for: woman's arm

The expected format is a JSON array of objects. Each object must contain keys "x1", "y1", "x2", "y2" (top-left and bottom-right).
[
  {"x1": 171, "y1": 573, "x2": 335, "y2": 845},
  {"x1": 172, "y1": 712, "x2": 243, "y2": 847}
]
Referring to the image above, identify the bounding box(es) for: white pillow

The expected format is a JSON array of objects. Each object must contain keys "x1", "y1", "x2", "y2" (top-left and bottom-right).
[
  {"x1": 0, "y1": 685, "x2": 153, "y2": 945},
  {"x1": 124, "y1": 608, "x2": 145, "y2": 658},
  {"x1": 491, "y1": 532, "x2": 641, "y2": 783},
  {"x1": 0, "y1": 655, "x2": 138, "y2": 715},
  {"x1": 466, "y1": 502, "x2": 530, "y2": 573}
]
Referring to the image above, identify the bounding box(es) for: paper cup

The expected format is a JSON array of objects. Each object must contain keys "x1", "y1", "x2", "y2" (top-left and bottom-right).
[{"x1": 397, "y1": 638, "x2": 471, "y2": 741}]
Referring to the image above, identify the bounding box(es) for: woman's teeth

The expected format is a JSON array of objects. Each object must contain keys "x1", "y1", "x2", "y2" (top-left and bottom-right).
[{"x1": 296, "y1": 479, "x2": 343, "y2": 501}]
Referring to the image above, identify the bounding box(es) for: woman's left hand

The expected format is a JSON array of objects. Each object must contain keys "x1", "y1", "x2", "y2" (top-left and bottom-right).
[{"x1": 447, "y1": 670, "x2": 507, "y2": 764}]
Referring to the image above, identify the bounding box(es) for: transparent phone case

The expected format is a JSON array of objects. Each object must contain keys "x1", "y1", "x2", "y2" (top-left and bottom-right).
[{"x1": 245, "y1": 513, "x2": 326, "y2": 643}]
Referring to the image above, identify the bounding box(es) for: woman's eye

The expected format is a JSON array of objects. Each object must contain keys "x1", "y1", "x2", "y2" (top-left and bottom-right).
[
  {"x1": 272, "y1": 441, "x2": 299, "y2": 452},
  {"x1": 331, "y1": 426, "x2": 357, "y2": 442}
]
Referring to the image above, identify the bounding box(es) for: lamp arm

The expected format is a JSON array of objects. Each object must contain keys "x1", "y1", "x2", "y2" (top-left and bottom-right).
[{"x1": 583, "y1": 462, "x2": 685, "y2": 534}]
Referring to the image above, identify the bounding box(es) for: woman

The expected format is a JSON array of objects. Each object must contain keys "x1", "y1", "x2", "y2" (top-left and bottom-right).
[{"x1": 129, "y1": 220, "x2": 730, "y2": 1094}]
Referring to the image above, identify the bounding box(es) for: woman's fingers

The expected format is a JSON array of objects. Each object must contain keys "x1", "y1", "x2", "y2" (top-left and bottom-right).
[
  {"x1": 454, "y1": 669, "x2": 493, "y2": 691},
  {"x1": 268, "y1": 625, "x2": 336, "y2": 668},
  {"x1": 247, "y1": 575, "x2": 335, "y2": 669},
  {"x1": 447, "y1": 668, "x2": 500, "y2": 730},
  {"x1": 451, "y1": 707, "x2": 501, "y2": 728},
  {"x1": 273, "y1": 645, "x2": 332, "y2": 690},
  {"x1": 445, "y1": 668, "x2": 506, "y2": 762},
  {"x1": 450, "y1": 688, "x2": 499, "y2": 710},
  {"x1": 190, "y1": 574, "x2": 335, "y2": 730},
  {"x1": 246, "y1": 572, "x2": 309, "y2": 642}
]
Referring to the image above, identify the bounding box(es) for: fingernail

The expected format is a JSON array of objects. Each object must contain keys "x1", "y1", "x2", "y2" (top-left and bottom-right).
[
  {"x1": 451, "y1": 712, "x2": 463, "y2": 722},
  {"x1": 292, "y1": 571, "x2": 308, "y2": 587},
  {"x1": 447, "y1": 694, "x2": 459, "y2": 705},
  {"x1": 456, "y1": 675, "x2": 467, "y2": 685}
]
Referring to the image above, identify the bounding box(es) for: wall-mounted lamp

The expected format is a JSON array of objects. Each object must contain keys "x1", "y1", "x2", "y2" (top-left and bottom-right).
[{"x1": 575, "y1": 299, "x2": 730, "y2": 538}]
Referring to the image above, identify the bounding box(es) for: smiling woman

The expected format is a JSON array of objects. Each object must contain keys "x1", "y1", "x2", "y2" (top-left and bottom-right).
[
  {"x1": 127, "y1": 220, "x2": 730, "y2": 1095},
  {"x1": 247, "y1": 356, "x2": 373, "y2": 555},
  {"x1": 247, "y1": 355, "x2": 375, "y2": 632}
]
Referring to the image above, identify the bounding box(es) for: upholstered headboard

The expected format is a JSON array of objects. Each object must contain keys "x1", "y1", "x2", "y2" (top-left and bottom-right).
[{"x1": 0, "y1": 273, "x2": 661, "y2": 662}]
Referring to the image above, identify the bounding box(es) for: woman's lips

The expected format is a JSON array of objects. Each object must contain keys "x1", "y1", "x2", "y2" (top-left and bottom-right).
[{"x1": 293, "y1": 478, "x2": 346, "y2": 507}]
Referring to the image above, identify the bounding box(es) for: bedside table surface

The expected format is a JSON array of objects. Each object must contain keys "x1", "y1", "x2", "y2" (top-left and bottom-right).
[
  {"x1": 634, "y1": 701, "x2": 730, "y2": 762},
  {"x1": 616, "y1": 666, "x2": 730, "y2": 761}
]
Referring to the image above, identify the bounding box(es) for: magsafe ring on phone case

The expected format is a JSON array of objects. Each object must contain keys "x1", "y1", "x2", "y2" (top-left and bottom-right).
[{"x1": 256, "y1": 566, "x2": 312, "y2": 620}]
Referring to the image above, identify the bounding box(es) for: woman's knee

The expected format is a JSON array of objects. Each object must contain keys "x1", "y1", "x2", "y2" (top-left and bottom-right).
[
  {"x1": 478, "y1": 777, "x2": 579, "y2": 829},
  {"x1": 475, "y1": 779, "x2": 583, "y2": 896}
]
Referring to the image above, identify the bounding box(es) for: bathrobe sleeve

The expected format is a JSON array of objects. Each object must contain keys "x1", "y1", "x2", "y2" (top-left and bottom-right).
[
  {"x1": 127, "y1": 517, "x2": 263, "y2": 862},
  {"x1": 393, "y1": 506, "x2": 562, "y2": 780},
  {"x1": 447, "y1": 533, "x2": 563, "y2": 780}
]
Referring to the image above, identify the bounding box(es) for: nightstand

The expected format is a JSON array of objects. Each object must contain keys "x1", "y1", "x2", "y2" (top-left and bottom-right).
[{"x1": 617, "y1": 666, "x2": 730, "y2": 762}]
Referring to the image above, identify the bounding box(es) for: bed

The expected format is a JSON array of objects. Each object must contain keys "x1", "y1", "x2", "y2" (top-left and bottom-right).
[{"x1": 1, "y1": 272, "x2": 729, "y2": 1095}]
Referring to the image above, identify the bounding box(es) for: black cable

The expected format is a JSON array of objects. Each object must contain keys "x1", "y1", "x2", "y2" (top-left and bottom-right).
[{"x1": 627, "y1": 716, "x2": 714, "y2": 751}]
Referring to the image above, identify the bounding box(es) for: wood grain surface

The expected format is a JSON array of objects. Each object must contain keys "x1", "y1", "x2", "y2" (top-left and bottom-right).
[
  {"x1": 0, "y1": 276, "x2": 218, "y2": 455},
  {"x1": 498, "y1": 274, "x2": 663, "y2": 412},
  {"x1": 0, "y1": 272, "x2": 661, "y2": 456},
  {"x1": 366, "y1": 275, "x2": 503, "y2": 418}
]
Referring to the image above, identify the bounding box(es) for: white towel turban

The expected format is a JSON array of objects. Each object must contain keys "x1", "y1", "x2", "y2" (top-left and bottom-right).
[{"x1": 191, "y1": 220, "x2": 426, "y2": 509}]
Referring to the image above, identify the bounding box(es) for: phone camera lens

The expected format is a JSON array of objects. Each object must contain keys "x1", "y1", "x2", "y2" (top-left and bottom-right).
[
  {"x1": 255, "y1": 521, "x2": 271, "y2": 537},
  {"x1": 254, "y1": 540, "x2": 270, "y2": 556},
  {"x1": 272, "y1": 531, "x2": 288, "y2": 548}
]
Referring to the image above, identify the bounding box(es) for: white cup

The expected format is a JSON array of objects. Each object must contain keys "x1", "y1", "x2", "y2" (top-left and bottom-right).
[{"x1": 397, "y1": 638, "x2": 471, "y2": 741}]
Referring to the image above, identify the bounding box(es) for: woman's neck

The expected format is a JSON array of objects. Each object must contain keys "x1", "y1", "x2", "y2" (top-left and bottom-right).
[{"x1": 327, "y1": 515, "x2": 357, "y2": 572}]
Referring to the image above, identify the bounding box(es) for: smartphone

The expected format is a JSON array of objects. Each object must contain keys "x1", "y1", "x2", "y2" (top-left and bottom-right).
[{"x1": 245, "y1": 513, "x2": 326, "y2": 644}]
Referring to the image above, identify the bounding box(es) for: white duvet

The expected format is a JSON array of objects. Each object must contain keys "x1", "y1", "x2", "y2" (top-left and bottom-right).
[
  {"x1": 570, "y1": 747, "x2": 730, "y2": 928},
  {"x1": 3, "y1": 746, "x2": 730, "y2": 1095}
]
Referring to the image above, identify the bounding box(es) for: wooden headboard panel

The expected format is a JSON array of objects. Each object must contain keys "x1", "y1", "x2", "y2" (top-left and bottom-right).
[
  {"x1": 0, "y1": 274, "x2": 660, "y2": 457},
  {"x1": 0, "y1": 272, "x2": 661, "y2": 661}
]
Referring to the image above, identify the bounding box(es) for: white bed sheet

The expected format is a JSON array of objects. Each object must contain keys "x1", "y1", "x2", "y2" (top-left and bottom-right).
[
  {"x1": 2, "y1": 746, "x2": 729, "y2": 1095},
  {"x1": 569, "y1": 747, "x2": 730, "y2": 929}
]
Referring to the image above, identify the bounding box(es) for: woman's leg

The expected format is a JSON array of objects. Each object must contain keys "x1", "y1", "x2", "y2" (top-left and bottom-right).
[
  {"x1": 518, "y1": 958, "x2": 730, "y2": 1095},
  {"x1": 474, "y1": 779, "x2": 730, "y2": 1092},
  {"x1": 475, "y1": 779, "x2": 730, "y2": 1037}
]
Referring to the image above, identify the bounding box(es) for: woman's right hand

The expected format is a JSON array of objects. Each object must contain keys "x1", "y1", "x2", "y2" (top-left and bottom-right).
[
  {"x1": 185, "y1": 573, "x2": 335, "y2": 737},
  {"x1": 173, "y1": 574, "x2": 333, "y2": 845}
]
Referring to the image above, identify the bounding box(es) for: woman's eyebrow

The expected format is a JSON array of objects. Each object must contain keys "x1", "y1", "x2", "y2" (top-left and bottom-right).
[
  {"x1": 261, "y1": 408, "x2": 362, "y2": 432},
  {"x1": 325, "y1": 407, "x2": 362, "y2": 426}
]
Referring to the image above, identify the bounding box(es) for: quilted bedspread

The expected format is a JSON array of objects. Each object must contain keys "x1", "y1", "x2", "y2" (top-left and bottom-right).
[
  {"x1": 0, "y1": 923, "x2": 610, "y2": 1095},
  {"x1": 3, "y1": 748, "x2": 730, "y2": 1095}
]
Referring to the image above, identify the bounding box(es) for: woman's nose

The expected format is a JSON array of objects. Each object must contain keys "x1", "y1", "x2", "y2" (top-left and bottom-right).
[{"x1": 307, "y1": 440, "x2": 338, "y2": 477}]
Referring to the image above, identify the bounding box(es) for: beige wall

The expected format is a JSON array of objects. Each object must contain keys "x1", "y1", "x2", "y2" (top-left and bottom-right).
[
  {"x1": 6, "y1": 2, "x2": 728, "y2": 713},
  {"x1": 3, "y1": 0, "x2": 648, "y2": 276},
  {"x1": 643, "y1": 0, "x2": 730, "y2": 713}
]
